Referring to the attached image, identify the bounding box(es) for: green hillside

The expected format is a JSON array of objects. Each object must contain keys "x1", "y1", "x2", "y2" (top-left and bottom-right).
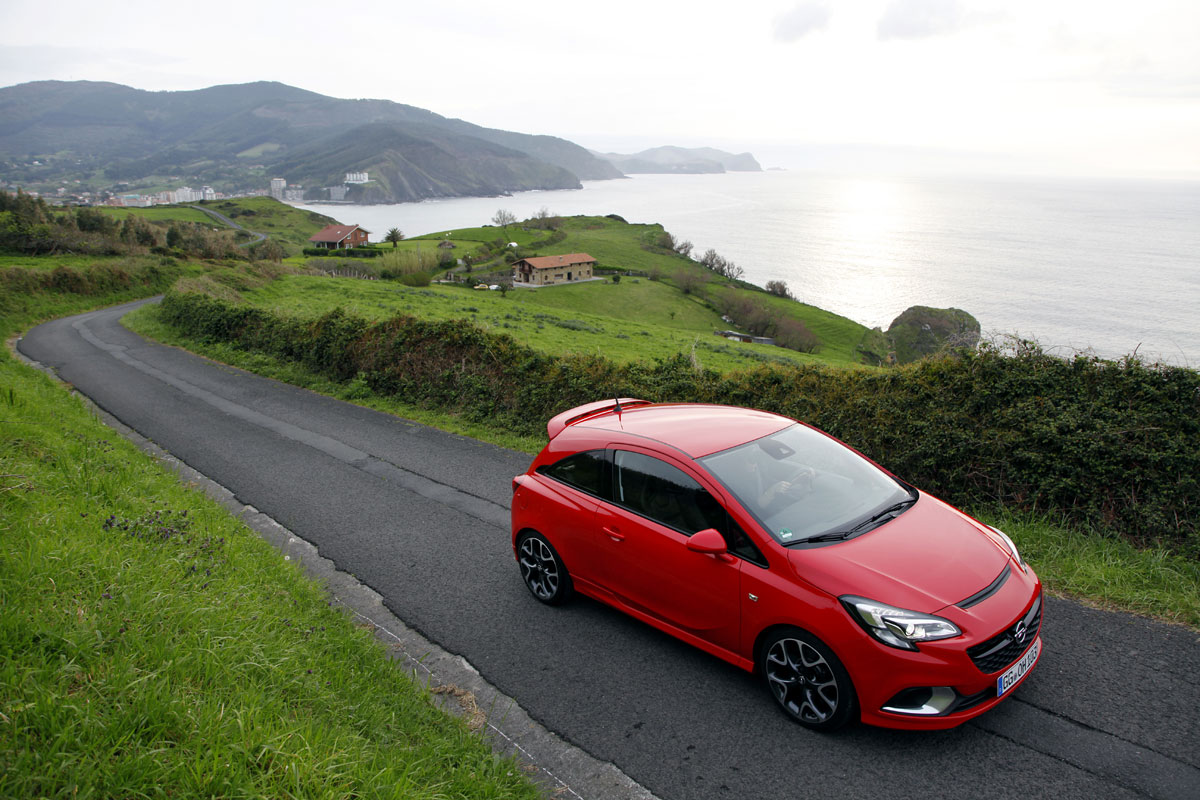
[
  {"x1": 277, "y1": 215, "x2": 871, "y2": 369},
  {"x1": 102, "y1": 197, "x2": 340, "y2": 252}
]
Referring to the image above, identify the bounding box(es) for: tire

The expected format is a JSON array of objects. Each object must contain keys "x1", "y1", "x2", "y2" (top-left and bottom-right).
[
  {"x1": 516, "y1": 531, "x2": 573, "y2": 606},
  {"x1": 760, "y1": 628, "x2": 858, "y2": 732}
]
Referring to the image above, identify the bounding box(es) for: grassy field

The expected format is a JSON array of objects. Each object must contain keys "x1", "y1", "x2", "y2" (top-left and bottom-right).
[
  {"x1": 0, "y1": 253, "x2": 134, "y2": 272},
  {"x1": 0, "y1": 266, "x2": 542, "y2": 798},
  {"x1": 243, "y1": 213, "x2": 873, "y2": 370},
  {"x1": 97, "y1": 205, "x2": 216, "y2": 225},
  {"x1": 232, "y1": 273, "x2": 834, "y2": 372},
  {"x1": 106, "y1": 197, "x2": 341, "y2": 252}
]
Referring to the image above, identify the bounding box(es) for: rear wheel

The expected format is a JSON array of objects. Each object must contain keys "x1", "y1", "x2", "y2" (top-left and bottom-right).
[
  {"x1": 761, "y1": 628, "x2": 858, "y2": 731},
  {"x1": 516, "y1": 531, "x2": 573, "y2": 605}
]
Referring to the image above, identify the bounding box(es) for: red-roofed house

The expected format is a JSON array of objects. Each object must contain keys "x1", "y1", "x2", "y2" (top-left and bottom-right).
[
  {"x1": 309, "y1": 224, "x2": 370, "y2": 249},
  {"x1": 513, "y1": 253, "x2": 597, "y2": 286}
]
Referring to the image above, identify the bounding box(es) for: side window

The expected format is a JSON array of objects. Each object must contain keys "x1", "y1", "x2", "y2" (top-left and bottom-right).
[
  {"x1": 539, "y1": 450, "x2": 608, "y2": 497},
  {"x1": 725, "y1": 519, "x2": 767, "y2": 567},
  {"x1": 613, "y1": 451, "x2": 725, "y2": 535}
]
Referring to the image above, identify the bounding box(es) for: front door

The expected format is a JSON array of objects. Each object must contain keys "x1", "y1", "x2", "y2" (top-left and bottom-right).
[{"x1": 593, "y1": 449, "x2": 741, "y2": 652}]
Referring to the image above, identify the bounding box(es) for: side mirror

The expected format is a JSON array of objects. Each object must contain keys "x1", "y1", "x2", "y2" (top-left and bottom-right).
[{"x1": 687, "y1": 528, "x2": 731, "y2": 557}]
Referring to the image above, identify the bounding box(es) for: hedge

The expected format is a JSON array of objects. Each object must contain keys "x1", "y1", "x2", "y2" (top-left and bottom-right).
[
  {"x1": 301, "y1": 247, "x2": 382, "y2": 258},
  {"x1": 159, "y1": 291, "x2": 1200, "y2": 556}
]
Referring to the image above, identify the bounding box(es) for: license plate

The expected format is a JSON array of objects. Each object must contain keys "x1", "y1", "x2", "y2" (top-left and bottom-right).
[{"x1": 997, "y1": 636, "x2": 1041, "y2": 697}]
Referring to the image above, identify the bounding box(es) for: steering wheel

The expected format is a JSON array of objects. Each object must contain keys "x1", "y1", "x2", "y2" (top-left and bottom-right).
[{"x1": 778, "y1": 466, "x2": 817, "y2": 499}]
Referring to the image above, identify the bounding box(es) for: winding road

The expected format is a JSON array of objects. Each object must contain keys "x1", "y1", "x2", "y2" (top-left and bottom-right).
[{"x1": 18, "y1": 301, "x2": 1200, "y2": 800}]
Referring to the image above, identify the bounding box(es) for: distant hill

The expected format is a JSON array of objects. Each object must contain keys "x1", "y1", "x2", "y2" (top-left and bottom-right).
[
  {"x1": 0, "y1": 80, "x2": 623, "y2": 203},
  {"x1": 595, "y1": 146, "x2": 762, "y2": 174}
]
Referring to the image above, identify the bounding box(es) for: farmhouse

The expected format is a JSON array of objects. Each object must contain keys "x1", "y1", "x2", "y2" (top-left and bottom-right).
[
  {"x1": 513, "y1": 253, "x2": 597, "y2": 286},
  {"x1": 308, "y1": 224, "x2": 370, "y2": 250}
]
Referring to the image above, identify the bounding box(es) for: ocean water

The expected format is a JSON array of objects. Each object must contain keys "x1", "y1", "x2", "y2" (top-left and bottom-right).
[{"x1": 293, "y1": 171, "x2": 1200, "y2": 365}]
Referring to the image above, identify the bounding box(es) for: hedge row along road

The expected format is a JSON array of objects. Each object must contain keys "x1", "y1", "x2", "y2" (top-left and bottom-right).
[{"x1": 19, "y1": 300, "x2": 1200, "y2": 800}]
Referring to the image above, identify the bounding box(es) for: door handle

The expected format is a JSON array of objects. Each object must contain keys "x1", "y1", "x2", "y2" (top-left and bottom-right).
[{"x1": 601, "y1": 526, "x2": 625, "y2": 542}]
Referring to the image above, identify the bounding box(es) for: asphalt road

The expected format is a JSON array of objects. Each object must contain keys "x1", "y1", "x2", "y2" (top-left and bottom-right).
[{"x1": 18, "y1": 301, "x2": 1200, "y2": 800}]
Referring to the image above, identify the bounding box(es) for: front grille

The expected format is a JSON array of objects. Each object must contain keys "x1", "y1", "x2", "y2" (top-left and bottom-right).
[{"x1": 967, "y1": 593, "x2": 1042, "y2": 674}]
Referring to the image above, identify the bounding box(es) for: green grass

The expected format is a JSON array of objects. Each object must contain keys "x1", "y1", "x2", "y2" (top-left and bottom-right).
[
  {"x1": 94, "y1": 197, "x2": 339, "y2": 253},
  {"x1": 97, "y1": 206, "x2": 215, "y2": 225},
  {"x1": 1, "y1": 268, "x2": 541, "y2": 799},
  {"x1": 0, "y1": 253, "x2": 131, "y2": 272},
  {"x1": 201, "y1": 198, "x2": 341, "y2": 250},
  {"x1": 978, "y1": 511, "x2": 1200, "y2": 629},
  {"x1": 236, "y1": 273, "x2": 824, "y2": 372},
  {"x1": 411, "y1": 226, "x2": 546, "y2": 247}
]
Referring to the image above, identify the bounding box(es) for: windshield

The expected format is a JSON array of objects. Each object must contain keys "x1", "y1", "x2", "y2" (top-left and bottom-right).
[{"x1": 700, "y1": 424, "x2": 913, "y2": 545}]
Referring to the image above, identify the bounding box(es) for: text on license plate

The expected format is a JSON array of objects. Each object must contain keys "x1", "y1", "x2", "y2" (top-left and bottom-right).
[{"x1": 997, "y1": 636, "x2": 1041, "y2": 698}]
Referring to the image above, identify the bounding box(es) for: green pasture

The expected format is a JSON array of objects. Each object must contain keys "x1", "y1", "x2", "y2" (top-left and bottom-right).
[
  {"x1": 240, "y1": 274, "x2": 825, "y2": 372},
  {"x1": 97, "y1": 205, "x2": 214, "y2": 225}
]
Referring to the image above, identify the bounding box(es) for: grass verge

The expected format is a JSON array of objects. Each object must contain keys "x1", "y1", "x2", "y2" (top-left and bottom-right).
[
  {"x1": 124, "y1": 302, "x2": 1200, "y2": 631},
  {"x1": 1, "y1": 280, "x2": 540, "y2": 798}
]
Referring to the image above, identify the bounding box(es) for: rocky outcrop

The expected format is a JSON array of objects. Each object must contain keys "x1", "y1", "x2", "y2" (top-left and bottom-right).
[{"x1": 859, "y1": 306, "x2": 981, "y2": 365}]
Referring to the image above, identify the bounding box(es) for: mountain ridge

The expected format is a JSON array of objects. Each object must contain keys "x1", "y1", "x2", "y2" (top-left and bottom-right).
[
  {"x1": 0, "y1": 80, "x2": 620, "y2": 202},
  {"x1": 595, "y1": 145, "x2": 762, "y2": 174}
]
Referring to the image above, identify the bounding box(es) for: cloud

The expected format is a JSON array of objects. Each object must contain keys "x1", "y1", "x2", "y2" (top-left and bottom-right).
[
  {"x1": 774, "y1": 2, "x2": 831, "y2": 43},
  {"x1": 877, "y1": 0, "x2": 965, "y2": 41}
]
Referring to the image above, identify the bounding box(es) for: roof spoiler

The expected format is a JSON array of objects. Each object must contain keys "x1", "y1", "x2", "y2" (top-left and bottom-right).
[{"x1": 546, "y1": 398, "x2": 651, "y2": 440}]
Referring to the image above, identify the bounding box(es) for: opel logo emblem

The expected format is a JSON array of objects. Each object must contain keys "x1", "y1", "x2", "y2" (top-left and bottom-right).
[{"x1": 1014, "y1": 621, "x2": 1028, "y2": 644}]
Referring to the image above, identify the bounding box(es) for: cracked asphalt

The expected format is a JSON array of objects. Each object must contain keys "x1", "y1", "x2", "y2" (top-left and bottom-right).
[{"x1": 18, "y1": 299, "x2": 1200, "y2": 800}]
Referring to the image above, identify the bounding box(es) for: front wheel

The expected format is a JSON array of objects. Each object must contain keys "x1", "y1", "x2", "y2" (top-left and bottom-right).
[
  {"x1": 760, "y1": 628, "x2": 858, "y2": 731},
  {"x1": 516, "y1": 531, "x2": 573, "y2": 605}
]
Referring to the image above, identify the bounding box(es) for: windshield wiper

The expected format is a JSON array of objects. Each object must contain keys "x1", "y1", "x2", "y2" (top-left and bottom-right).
[{"x1": 797, "y1": 498, "x2": 917, "y2": 545}]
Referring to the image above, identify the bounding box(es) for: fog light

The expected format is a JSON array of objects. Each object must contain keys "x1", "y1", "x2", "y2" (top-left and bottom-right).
[{"x1": 882, "y1": 686, "x2": 957, "y2": 715}]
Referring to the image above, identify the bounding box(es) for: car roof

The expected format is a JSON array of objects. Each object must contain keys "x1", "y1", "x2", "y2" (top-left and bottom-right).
[{"x1": 568, "y1": 403, "x2": 794, "y2": 459}]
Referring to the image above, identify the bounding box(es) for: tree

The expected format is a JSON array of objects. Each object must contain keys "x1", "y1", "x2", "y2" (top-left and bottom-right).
[
  {"x1": 766, "y1": 279, "x2": 793, "y2": 299},
  {"x1": 530, "y1": 206, "x2": 561, "y2": 230},
  {"x1": 384, "y1": 227, "x2": 404, "y2": 247},
  {"x1": 492, "y1": 208, "x2": 517, "y2": 235},
  {"x1": 675, "y1": 269, "x2": 710, "y2": 296},
  {"x1": 699, "y1": 248, "x2": 744, "y2": 281}
]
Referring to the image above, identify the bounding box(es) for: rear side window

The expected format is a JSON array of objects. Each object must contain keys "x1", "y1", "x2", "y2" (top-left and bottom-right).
[{"x1": 539, "y1": 450, "x2": 608, "y2": 497}]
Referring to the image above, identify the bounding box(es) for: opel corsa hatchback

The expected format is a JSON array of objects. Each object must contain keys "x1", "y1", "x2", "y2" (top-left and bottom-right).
[{"x1": 510, "y1": 400, "x2": 1043, "y2": 731}]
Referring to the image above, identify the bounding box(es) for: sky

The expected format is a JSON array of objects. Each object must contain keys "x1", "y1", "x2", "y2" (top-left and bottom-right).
[{"x1": 1, "y1": 0, "x2": 1198, "y2": 179}]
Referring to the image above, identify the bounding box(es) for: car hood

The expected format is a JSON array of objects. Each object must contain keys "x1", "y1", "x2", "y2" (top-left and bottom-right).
[{"x1": 787, "y1": 494, "x2": 1010, "y2": 614}]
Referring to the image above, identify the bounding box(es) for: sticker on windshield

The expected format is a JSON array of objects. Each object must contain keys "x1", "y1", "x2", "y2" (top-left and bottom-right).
[{"x1": 779, "y1": 528, "x2": 795, "y2": 541}]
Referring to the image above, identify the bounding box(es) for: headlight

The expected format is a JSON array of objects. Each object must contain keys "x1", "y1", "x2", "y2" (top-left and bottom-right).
[
  {"x1": 841, "y1": 596, "x2": 961, "y2": 651},
  {"x1": 989, "y1": 526, "x2": 1027, "y2": 573}
]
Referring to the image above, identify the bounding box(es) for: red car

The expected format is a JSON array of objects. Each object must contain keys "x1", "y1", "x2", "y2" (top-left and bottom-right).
[{"x1": 510, "y1": 400, "x2": 1043, "y2": 731}]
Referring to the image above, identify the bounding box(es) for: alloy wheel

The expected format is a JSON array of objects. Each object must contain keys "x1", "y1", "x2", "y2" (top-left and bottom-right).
[
  {"x1": 518, "y1": 535, "x2": 562, "y2": 602},
  {"x1": 765, "y1": 636, "x2": 841, "y2": 725}
]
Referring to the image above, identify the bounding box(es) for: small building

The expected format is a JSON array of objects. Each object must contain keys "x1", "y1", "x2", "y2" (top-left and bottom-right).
[
  {"x1": 716, "y1": 330, "x2": 776, "y2": 346},
  {"x1": 309, "y1": 224, "x2": 371, "y2": 250},
  {"x1": 513, "y1": 253, "x2": 597, "y2": 286}
]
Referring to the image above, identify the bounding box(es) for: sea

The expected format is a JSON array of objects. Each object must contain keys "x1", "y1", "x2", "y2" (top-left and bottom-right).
[{"x1": 291, "y1": 171, "x2": 1200, "y2": 365}]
